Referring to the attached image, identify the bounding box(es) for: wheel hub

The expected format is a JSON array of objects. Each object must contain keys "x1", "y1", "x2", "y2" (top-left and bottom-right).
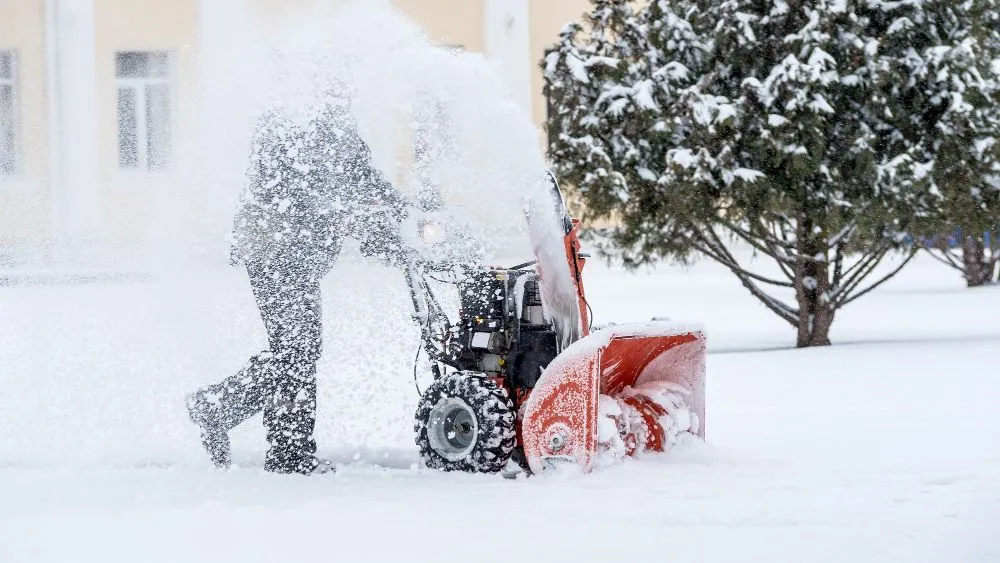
[{"x1": 427, "y1": 398, "x2": 479, "y2": 462}]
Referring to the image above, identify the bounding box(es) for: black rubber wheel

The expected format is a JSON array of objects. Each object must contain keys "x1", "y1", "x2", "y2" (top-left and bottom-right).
[{"x1": 414, "y1": 371, "x2": 516, "y2": 473}]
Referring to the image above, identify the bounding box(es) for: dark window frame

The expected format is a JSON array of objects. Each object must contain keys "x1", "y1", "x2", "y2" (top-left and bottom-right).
[
  {"x1": 0, "y1": 49, "x2": 20, "y2": 176},
  {"x1": 114, "y1": 50, "x2": 172, "y2": 171}
]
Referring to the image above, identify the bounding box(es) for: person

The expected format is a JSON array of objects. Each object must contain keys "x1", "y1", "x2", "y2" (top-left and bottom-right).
[{"x1": 185, "y1": 91, "x2": 411, "y2": 475}]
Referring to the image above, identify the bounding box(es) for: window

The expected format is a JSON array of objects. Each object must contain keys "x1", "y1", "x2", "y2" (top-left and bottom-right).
[
  {"x1": 115, "y1": 51, "x2": 172, "y2": 170},
  {"x1": 0, "y1": 49, "x2": 17, "y2": 175}
]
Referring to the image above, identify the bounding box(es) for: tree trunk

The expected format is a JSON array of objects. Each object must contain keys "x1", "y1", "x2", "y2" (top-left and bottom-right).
[
  {"x1": 794, "y1": 226, "x2": 834, "y2": 348},
  {"x1": 795, "y1": 269, "x2": 835, "y2": 347},
  {"x1": 962, "y1": 235, "x2": 988, "y2": 287}
]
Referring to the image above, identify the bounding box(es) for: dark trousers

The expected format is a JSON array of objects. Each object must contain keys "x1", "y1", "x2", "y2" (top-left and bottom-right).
[{"x1": 197, "y1": 259, "x2": 323, "y2": 471}]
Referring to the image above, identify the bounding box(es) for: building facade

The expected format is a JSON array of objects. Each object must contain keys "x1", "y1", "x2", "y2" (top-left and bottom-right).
[{"x1": 0, "y1": 0, "x2": 589, "y2": 269}]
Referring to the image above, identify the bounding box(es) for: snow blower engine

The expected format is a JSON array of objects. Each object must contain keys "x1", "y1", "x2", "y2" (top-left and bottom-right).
[{"x1": 405, "y1": 174, "x2": 707, "y2": 476}]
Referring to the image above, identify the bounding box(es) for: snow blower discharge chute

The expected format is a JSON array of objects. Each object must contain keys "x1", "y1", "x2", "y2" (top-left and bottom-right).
[{"x1": 405, "y1": 175, "x2": 706, "y2": 476}]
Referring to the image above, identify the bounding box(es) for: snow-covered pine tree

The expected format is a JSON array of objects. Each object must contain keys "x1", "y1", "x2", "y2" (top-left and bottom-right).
[
  {"x1": 544, "y1": 0, "x2": 934, "y2": 347},
  {"x1": 878, "y1": 0, "x2": 1000, "y2": 286},
  {"x1": 544, "y1": 0, "x2": 707, "y2": 236},
  {"x1": 543, "y1": 0, "x2": 644, "y2": 214}
]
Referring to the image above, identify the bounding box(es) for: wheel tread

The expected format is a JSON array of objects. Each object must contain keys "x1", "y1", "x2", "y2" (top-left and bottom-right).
[{"x1": 414, "y1": 371, "x2": 517, "y2": 473}]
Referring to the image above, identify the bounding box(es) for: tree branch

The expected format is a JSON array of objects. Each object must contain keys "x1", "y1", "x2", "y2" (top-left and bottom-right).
[
  {"x1": 987, "y1": 248, "x2": 1000, "y2": 267},
  {"x1": 835, "y1": 246, "x2": 889, "y2": 294},
  {"x1": 777, "y1": 220, "x2": 796, "y2": 249},
  {"x1": 722, "y1": 217, "x2": 813, "y2": 269},
  {"x1": 717, "y1": 217, "x2": 797, "y2": 264},
  {"x1": 832, "y1": 241, "x2": 846, "y2": 287},
  {"x1": 925, "y1": 248, "x2": 963, "y2": 272},
  {"x1": 686, "y1": 238, "x2": 737, "y2": 269},
  {"x1": 748, "y1": 219, "x2": 798, "y2": 250},
  {"x1": 839, "y1": 249, "x2": 919, "y2": 307},
  {"x1": 688, "y1": 237, "x2": 794, "y2": 287},
  {"x1": 833, "y1": 248, "x2": 890, "y2": 305},
  {"x1": 826, "y1": 222, "x2": 857, "y2": 248},
  {"x1": 693, "y1": 226, "x2": 799, "y2": 326},
  {"x1": 764, "y1": 219, "x2": 798, "y2": 281}
]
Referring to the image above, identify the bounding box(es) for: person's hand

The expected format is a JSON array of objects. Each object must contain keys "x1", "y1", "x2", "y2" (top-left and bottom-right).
[{"x1": 359, "y1": 222, "x2": 411, "y2": 268}]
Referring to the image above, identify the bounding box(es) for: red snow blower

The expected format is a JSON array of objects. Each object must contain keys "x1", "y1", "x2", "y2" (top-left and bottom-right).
[{"x1": 405, "y1": 173, "x2": 706, "y2": 476}]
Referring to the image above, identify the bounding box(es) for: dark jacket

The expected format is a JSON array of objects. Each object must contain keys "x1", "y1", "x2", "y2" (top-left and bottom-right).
[{"x1": 229, "y1": 101, "x2": 410, "y2": 278}]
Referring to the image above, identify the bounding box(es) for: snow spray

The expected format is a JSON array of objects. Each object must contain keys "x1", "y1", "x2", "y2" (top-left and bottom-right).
[
  {"x1": 1, "y1": 0, "x2": 574, "y2": 465},
  {"x1": 176, "y1": 0, "x2": 569, "y2": 455}
]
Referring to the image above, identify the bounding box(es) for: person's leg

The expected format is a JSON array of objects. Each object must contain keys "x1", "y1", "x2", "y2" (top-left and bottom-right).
[
  {"x1": 248, "y1": 260, "x2": 325, "y2": 474},
  {"x1": 185, "y1": 352, "x2": 273, "y2": 467},
  {"x1": 186, "y1": 258, "x2": 323, "y2": 471},
  {"x1": 186, "y1": 263, "x2": 286, "y2": 467}
]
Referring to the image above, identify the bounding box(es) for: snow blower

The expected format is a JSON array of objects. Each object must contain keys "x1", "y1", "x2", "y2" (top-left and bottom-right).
[{"x1": 405, "y1": 173, "x2": 706, "y2": 476}]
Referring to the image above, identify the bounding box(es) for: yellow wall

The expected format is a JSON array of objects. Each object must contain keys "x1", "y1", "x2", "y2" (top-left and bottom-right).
[
  {"x1": 0, "y1": 0, "x2": 49, "y2": 260},
  {"x1": 393, "y1": 0, "x2": 484, "y2": 51},
  {"x1": 93, "y1": 0, "x2": 199, "y2": 245}
]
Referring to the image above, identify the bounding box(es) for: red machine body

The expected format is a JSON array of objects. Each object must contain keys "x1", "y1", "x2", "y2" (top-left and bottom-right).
[{"x1": 520, "y1": 213, "x2": 707, "y2": 474}]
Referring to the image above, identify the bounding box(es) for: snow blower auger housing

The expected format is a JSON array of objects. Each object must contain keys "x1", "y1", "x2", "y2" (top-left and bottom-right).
[{"x1": 406, "y1": 174, "x2": 706, "y2": 476}]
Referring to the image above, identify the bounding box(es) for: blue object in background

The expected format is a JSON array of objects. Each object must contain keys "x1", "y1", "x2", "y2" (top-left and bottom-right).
[{"x1": 904, "y1": 226, "x2": 1000, "y2": 249}]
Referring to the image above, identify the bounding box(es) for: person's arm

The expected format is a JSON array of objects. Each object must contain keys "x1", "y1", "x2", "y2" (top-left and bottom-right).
[{"x1": 343, "y1": 137, "x2": 411, "y2": 266}]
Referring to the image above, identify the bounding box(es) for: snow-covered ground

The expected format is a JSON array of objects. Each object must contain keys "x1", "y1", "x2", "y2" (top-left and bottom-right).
[{"x1": 2, "y1": 251, "x2": 998, "y2": 562}]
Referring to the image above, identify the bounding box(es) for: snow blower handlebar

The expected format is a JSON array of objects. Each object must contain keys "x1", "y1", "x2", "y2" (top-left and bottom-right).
[
  {"x1": 403, "y1": 258, "x2": 463, "y2": 369},
  {"x1": 402, "y1": 170, "x2": 592, "y2": 376},
  {"x1": 402, "y1": 254, "x2": 547, "y2": 367}
]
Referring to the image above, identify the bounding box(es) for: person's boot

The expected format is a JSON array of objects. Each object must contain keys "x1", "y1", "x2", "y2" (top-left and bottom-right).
[
  {"x1": 263, "y1": 451, "x2": 335, "y2": 475},
  {"x1": 184, "y1": 353, "x2": 276, "y2": 469},
  {"x1": 185, "y1": 390, "x2": 232, "y2": 469},
  {"x1": 262, "y1": 356, "x2": 330, "y2": 475}
]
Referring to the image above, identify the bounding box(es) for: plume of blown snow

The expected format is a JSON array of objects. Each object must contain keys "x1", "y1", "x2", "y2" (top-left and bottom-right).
[
  {"x1": 167, "y1": 1, "x2": 575, "y2": 450},
  {"x1": 234, "y1": 1, "x2": 562, "y2": 263}
]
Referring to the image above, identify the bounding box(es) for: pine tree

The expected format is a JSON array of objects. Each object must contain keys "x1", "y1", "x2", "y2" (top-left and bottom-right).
[
  {"x1": 544, "y1": 0, "x2": 937, "y2": 347},
  {"x1": 543, "y1": 0, "x2": 643, "y2": 213},
  {"x1": 879, "y1": 0, "x2": 1000, "y2": 286}
]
